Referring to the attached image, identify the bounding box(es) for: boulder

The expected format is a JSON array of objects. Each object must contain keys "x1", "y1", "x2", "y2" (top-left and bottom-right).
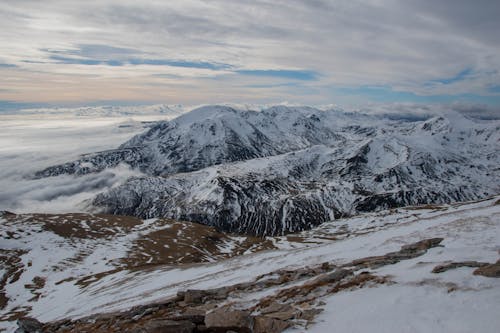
[
  {"x1": 254, "y1": 316, "x2": 290, "y2": 333},
  {"x1": 205, "y1": 308, "x2": 253, "y2": 332},
  {"x1": 15, "y1": 317, "x2": 43, "y2": 333}
]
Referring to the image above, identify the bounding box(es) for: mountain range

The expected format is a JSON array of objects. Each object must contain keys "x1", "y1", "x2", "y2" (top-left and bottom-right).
[{"x1": 35, "y1": 105, "x2": 500, "y2": 235}]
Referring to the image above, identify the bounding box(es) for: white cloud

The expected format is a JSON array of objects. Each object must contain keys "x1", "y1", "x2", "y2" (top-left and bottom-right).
[
  {"x1": 0, "y1": 0, "x2": 499, "y2": 104},
  {"x1": 0, "y1": 114, "x2": 160, "y2": 213}
]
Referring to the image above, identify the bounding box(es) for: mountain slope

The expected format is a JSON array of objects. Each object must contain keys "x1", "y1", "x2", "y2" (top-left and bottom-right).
[
  {"x1": 3, "y1": 197, "x2": 499, "y2": 332},
  {"x1": 35, "y1": 105, "x2": 500, "y2": 235}
]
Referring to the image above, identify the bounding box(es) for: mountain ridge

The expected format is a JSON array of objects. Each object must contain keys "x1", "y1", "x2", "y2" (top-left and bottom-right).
[{"x1": 34, "y1": 105, "x2": 500, "y2": 235}]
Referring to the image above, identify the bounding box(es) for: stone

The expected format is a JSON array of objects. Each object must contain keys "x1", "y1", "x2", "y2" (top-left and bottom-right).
[
  {"x1": 182, "y1": 303, "x2": 217, "y2": 316},
  {"x1": 432, "y1": 261, "x2": 488, "y2": 273},
  {"x1": 254, "y1": 316, "x2": 289, "y2": 333},
  {"x1": 265, "y1": 310, "x2": 296, "y2": 321},
  {"x1": 183, "y1": 289, "x2": 206, "y2": 304},
  {"x1": 400, "y1": 238, "x2": 443, "y2": 253},
  {"x1": 15, "y1": 317, "x2": 43, "y2": 333},
  {"x1": 298, "y1": 308, "x2": 323, "y2": 321},
  {"x1": 167, "y1": 314, "x2": 205, "y2": 325},
  {"x1": 205, "y1": 308, "x2": 253, "y2": 333},
  {"x1": 473, "y1": 263, "x2": 500, "y2": 278},
  {"x1": 260, "y1": 302, "x2": 294, "y2": 315},
  {"x1": 351, "y1": 238, "x2": 444, "y2": 269},
  {"x1": 312, "y1": 269, "x2": 352, "y2": 285},
  {"x1": 130, "y1": 319, "x2": 195, "y2": 333}
]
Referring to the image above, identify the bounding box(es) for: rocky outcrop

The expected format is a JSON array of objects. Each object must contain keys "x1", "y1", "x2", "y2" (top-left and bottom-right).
[
  {"x1": 432, "y1": 261, "x2": 489, "y2": 273},
  {"x1": 473, "y1": 261, "x2": 500, "y2": 278},
  {"x1": 432, "y1": 259, "x2": 500, "y2": 278},
  {"x1": 349, "y1": 237, "x2": 444, "y2": 269}
]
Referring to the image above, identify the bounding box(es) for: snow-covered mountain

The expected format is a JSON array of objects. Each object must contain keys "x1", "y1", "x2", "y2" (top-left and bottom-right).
[{"x1": 35, "y1": 105, "x2": 500, "y2": 235}]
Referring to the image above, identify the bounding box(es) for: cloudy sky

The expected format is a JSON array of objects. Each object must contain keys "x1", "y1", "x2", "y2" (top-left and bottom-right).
[{"x1": 1, "y1": 0, "x2": 500, "y2": 108}]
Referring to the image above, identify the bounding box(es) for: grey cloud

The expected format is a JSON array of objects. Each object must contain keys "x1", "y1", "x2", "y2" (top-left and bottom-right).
[
  {"x1": 355, "y1": 102, "x2": 500, "y2": 121},
  {"x1": 1, "y1": 0, "x2": 499, "y2": 104}
]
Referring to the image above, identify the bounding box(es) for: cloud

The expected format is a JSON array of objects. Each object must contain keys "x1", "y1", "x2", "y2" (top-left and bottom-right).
[
  {"x1": 354, "y1": 102, "x2": 500, "y2": 121},
  {"x1": 0, "y1": 0, "x2": 499, "y2": 105},
  {"x1": 0, "y1": 115, "x2": 151, "y2": 213},
  {"x1": 236, "y1": 70, "x2": 318, "y2": 81}
]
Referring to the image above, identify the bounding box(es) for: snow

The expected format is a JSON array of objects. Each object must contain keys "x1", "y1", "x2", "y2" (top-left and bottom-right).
[
  {"x1": 85, "y1": 105, "x2": 499, "y2": 235},
  {"x1": 304, "y1": 285, "x2": 500, "y2": 333},
  {"x1": 1, "y1": 105, "x2": 499, "y2": 332},
  {"x1": 1, "y1": 196, "x2": 497, "y2": 333}
]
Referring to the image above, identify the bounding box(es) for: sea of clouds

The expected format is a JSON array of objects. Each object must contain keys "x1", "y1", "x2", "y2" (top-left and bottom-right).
[{"x1": 0, "y1": 113, "x2": 169, "y2": 213}]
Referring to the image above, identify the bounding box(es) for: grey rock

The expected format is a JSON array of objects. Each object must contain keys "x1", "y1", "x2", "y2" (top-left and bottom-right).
[
  {"x1": 15, "y1": 317, "x2": 43, "y2": 333},
  {"x1": 205, "y1": 308, "x2": 253, "y2": 332}
]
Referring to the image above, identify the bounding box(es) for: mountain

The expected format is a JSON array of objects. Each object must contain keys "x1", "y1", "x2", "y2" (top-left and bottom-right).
[{"x1": 35, "y1": 105, "x2": 500, "y2": 235}]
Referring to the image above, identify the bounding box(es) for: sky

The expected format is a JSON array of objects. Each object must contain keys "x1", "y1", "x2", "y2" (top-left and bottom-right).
[{"x1": 1, "y1": 0, "x2": 500, "y2": 108}]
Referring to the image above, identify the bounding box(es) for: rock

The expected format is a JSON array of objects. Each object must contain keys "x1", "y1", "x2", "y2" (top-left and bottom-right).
[
  {"x1": 182, "y1": 287, "x2": 231, "y2": 304},
  {"x1": 351, "y1": 238, "x2": 444, "y2": 268},
  {"x1": 15, "y1": 317, "x2": 43, "y2": 333},
  {"x1": 130, "y1": 319, "x2": 195, "y2": 333},
  {"x1": 297, "y1": 308, "x2": 323, "y2": 322},
  {"x1": 183, "y1": 289, "x2": 206, "y2": 304},
  {"x1": 254, "y1": 316, "x2": 290, "y2": 333},
  {"x1": 167, "y1": 314, "x2": 205, "y2": 325},
  {"x1": 311, "y1": 269, "x2": 352, "y2": 285},
  {"x1": 182, "y1": 303, "x2": 217, "y2": 316},
  {"x1": 432, "y1": 261, "x2": 488, "y2": 273},
  {"x1": 260, "y1": 302, "x2": 294, "y2": 315},
  {"x1": 400, "y1": 238, "x2": 444, "y2": 253},
  {"x1": 473, "y1": 263, "x2": 500, "y2": 278},
  {"x1": 205, "y1": 308, "x2": 253, "y2": 332},
  {"x1": 265, "y1": 310, "x2": 296, "y2": 321},
  {"x1": 0, "y1": 210, "x2": 16, "y2": 217}
]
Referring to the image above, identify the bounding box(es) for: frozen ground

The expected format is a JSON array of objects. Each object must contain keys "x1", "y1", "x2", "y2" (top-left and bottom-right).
[{"x1": 1, "y1": 196, "x2": 499, "y2": 332}]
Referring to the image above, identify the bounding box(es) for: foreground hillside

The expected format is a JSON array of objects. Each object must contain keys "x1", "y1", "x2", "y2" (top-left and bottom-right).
[
  {"x1": 36, "y1": 105, "x2": 500, "y2": 235},
  {"x1": 2, "y1": 196, "x2": 499, "y2": 332}
]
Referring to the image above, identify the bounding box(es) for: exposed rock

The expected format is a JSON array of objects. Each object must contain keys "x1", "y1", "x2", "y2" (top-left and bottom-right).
[
  {"x1": 253, "y1": 316, "x2": 290, "y2": 333},
  {"x1": 400, "y1": 238, "x2": 444, "y2": 253},
  {"x1": 473, "y1": 262, "x2": 500, "y2": 278},
  {"x1": 205, "y1": 308, "x2": 254, "y2": 332},
  {"x1": 351, "y1": 238, "x2": 443, "y2": 268},
  {"x1": 0, "y1": 210, "x2": 16, "y2": 217},
  {"x1": 432, "y1": 261, "x2": 488, "y2": 273},
  {"x1": 260, "y1": 302, "x2": 294, "y2": 315},
  {"x1": 310, "y1": 269, "x2": 353, "y2": 286},
  {"x1": 264, "y1": 310, "x2": 296, "y2": 321},
  {"x1": 181, "y1": 287, "x2": 231, "y2": 305},
  {"x1": 166, "y1": 314, "x2": 205, "y2": 325},
  {"x1": 181, "y1": 303, "x2": 217, "y2": 317},
  {"x1": 182, "y1": 289, "x2": 206, "y2": 304},
  {"x1": 16, "y1": 237, "x2": 449, "y2": 333},
  {"x1": 130, "y1": 319, "x2": 195, "y2": 333},
  {"x1": 14, "y1": 317, "x2": 43, "y2": 333},
  {"x1": 297, "y1": 308, "x2": 323, "y2": 322}
]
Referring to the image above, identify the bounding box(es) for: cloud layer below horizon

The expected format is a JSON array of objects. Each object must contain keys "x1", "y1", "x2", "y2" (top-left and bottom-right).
[{"x1": 1, "y1": 0, "x2": 500, "y2": 107}]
